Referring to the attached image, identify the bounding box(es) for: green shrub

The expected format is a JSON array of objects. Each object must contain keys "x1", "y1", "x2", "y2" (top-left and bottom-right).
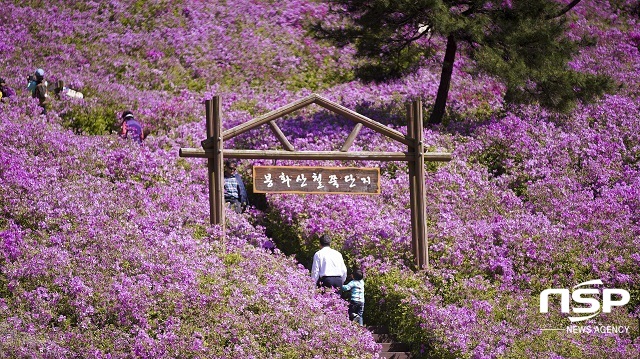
[
  {"x1": 264, "y1": 209, "x2": 315, "y2": 268},
  {"x1": 60, "y1": 102, "x2": 122, "y2": 135},
  {"x1": 364, "y1": 267, "x2": 441, "y2": 358}
]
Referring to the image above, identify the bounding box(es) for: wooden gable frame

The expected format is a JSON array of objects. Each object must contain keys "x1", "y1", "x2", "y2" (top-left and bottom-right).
[{"x1": 178, "y1": 94, "x2": 451, "y2": 268}]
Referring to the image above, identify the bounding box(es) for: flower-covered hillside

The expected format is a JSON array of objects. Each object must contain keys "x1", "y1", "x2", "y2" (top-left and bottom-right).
[
  {"x1": 0, "y1": 105, "x2": 379, "y2": 357},
  {"x1": 251, "y1": 0, "x2": 640, "y2": 357}
]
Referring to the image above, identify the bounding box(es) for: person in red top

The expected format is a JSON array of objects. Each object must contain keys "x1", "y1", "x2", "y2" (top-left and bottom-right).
[{"x1": 119, "y1": 110, "x2": 145, "y2": 144}]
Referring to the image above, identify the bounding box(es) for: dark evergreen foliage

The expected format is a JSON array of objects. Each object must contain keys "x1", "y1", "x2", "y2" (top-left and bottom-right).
[{"x1": 314, "y1": 0, "x2": 614, "y2": 124}]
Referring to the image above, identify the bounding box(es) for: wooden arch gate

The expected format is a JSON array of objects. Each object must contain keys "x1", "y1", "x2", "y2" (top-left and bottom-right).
[{"x1": 179, "y1": 94, "x2": 451, "y2": 268}]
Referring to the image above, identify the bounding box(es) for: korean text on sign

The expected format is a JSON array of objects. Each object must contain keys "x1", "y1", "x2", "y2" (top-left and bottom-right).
[{"x1": 253, "y1": 166, "x2": 380, "y2": 194}]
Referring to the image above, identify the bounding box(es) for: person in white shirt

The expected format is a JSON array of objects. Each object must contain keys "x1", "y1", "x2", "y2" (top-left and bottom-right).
[{"x1": 311, "y1": 234, "x2": 347, "y2": 289}]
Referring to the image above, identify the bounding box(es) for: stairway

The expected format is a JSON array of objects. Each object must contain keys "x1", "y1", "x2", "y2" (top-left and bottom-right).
[{"x1": 369, "y1": 326, "x2": 412, "y2": 359}]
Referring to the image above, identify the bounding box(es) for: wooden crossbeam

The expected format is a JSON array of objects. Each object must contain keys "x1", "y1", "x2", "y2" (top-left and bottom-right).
[
  {"x1": 221, "y1": 93, "x2": 414, "y2": 148},
  {"x1": 179, "y1": 148, "x2": 451, "y2": 162},
  {"x1": 268, "y1": 121, "x2": 295, "y2": 151},
  {"x1": 222, "y1": 95, "x2": 317, "y2": 141},
  {"x1": 341, "y1": 123, "x2": 363, "y2": 152},
  {"x1": 313, "y1": 95, "x2": 413, "y2": 147}
]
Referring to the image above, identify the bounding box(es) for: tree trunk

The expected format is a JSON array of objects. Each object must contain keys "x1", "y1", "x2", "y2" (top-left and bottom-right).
[{"x1": 429, "y1": 34, "x2": 458, "y2": 125}]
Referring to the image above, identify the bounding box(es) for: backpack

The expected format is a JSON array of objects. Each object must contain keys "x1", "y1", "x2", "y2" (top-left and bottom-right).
[{"x1": 34, "y1": 82, "x2": 48, "y2": 105}]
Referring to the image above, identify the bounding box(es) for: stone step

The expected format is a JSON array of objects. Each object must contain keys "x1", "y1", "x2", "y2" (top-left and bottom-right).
[
  {"x1": 379, "y1": 352, "x2": 411, "y2": 359},
  {"x1": 372, "y1": 333, "x2": 393, "y2": 342},
  {"x1": 380, "y1": 342, "x2": 410, "y2": 352},
  {"x1": 368, "y1": 326, "x2": 412, "y2": 359},
  {"x1": 368, "y1": 325, "x2": 389, "y2": 334}
]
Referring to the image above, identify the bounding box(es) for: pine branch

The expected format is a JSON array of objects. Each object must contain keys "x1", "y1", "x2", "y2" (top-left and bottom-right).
[{"x1": 548, "y1": 0, "x2": 582, "y2": 19}]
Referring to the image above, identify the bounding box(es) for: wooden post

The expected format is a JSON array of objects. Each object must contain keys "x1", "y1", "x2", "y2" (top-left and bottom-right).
[
  {"x1": 407, "y1": 103, "x2": 420, "y2": 268},
  {"x1": 413, "y1": 100, "x2": 428, "y2": 269},
  {"x1": 206, "y1": 97, "x2": 225, "y2": 227}
]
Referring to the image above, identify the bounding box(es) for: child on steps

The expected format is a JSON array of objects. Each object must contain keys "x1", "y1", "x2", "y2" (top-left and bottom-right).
[{"x1": 342, "y1": 268, "x2": 365, "y2": 325}]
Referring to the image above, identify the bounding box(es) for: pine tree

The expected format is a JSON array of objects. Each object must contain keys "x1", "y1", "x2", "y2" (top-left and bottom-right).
[{"x1": 314, "y1": 0, "x2": 613, "y2": 124}]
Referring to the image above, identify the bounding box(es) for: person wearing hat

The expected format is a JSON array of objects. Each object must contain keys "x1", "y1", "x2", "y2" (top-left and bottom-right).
[
  {"x1": 27, "y1": 69, "x2": 45, "y2": 94},
  {"x1": 0, "y1": 77, "x2": 15, "y2": 100},
  {"x1": 27, "y1": 69, "x2": 48, "y2": 114},
  {"x1": 26, "y1": 69, "x2": 40, "y2": 95},
  {"x1": 119, "y1": 110, "x2": 144, "y2": 144},
  {"x1": 310, "y1": 234, "x2": 347, "y2": 290}
]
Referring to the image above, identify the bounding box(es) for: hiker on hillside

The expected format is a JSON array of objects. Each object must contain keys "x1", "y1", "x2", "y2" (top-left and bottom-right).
[
  {"x1": 119, "y1": 110, "x2": 145, "y2": 144},
  {"x1": 223, "y1": 160, "x2": 249, "y2": 214},
  {"x1": 342, "y1": 267, "x2": 365, "y2": 325},
  {"x1": 0, "y1": 77, "x2": 15, "y2": 100},
  {"x1": 311, "y1": 234, "x2": 347, "y2": 290},
  {"x1": 27, "y1": 69, "x2": 48, "y2": 114}
]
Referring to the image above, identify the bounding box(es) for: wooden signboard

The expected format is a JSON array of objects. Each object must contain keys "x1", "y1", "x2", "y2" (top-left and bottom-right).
[{"x1": 253, "y1": 166, "x2": 380, "y2": 194}]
